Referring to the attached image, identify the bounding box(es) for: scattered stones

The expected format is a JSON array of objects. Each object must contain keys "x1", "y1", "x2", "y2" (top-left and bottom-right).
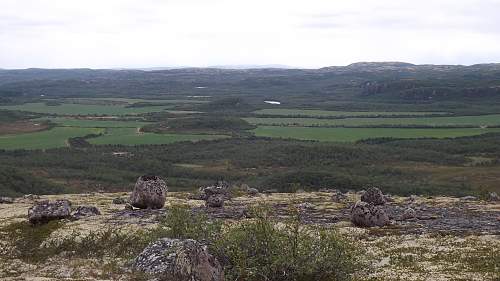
[
  {"x1": 0, "y1": 196, "x2": 14, "y2": 204},
  {"x1": 130, "y1": 175, "x2": 168, "y2": 209},
  {"x1": 133, "y1": 238, "x2": 224, "y2": 281},
  {"x1": 361, "y1": 187, "x2": 386, "y2": 205},
  {"x1": 351, "y1": 201, "x2": 390, "y2": 227},
  {"x1": 28, "y1": 199, "x2": 72, "y2": 225},
  {"x1": 460, "y1": 196, "x2": 477, "y2": 201},
  {"x1": 112, "y1": 197, "x2": 127, "y2": 204},
  {"x1": 206, "y1": 195, "x2": 225, "y2": 208},
  {"x1": 199, "y1": 181, "x2": 232, "y2": 200},
  {"x1": 72, "y1": 206, "x2": 101, "y2": 219},
  {"x1": 401, "y1": 208, "x2": 416, "y2": 220},
  {"x1": 488, "y1": 192, "x2": 499, "y2": 202}
]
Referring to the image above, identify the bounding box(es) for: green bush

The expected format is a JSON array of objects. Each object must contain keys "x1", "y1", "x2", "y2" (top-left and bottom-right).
[{"x1": 156, "y1": 205, "x2": 361, "y2": 281}]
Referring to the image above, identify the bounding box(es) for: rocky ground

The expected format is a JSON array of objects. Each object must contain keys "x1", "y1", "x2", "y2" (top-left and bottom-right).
[{"x1": 0, "y1": 191, "x2": 499, "y2": 280}]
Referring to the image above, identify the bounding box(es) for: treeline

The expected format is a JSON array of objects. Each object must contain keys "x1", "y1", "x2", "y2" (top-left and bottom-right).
[{"x1": 141, "y1": 115, "x2": 255, "y2": 135}]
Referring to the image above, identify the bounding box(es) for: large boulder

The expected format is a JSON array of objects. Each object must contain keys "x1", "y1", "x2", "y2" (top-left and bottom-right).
[
  {"x1": 130, "y1": 175, "x2": 168, "y2": 209},
  {"x1": 360, "y1": 187, "x2": 386, "y2": 205},
  {"x1": 28, "y1": 199, "x2": 72, "y2": 224},
  {"x1": 351, "y1": 201, "x2": 389, "y2": 227},
  {"x1": 401, "y1": 207, "x2": 416, "y2": 220},
  {"x1": 133, "y1": 238, "x2": 224, "y2": 281},
  {"x1": 72, "y1": 206, "x2": 101, "y2": 219}
]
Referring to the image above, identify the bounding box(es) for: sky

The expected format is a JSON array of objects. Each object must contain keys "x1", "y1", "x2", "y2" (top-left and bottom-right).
[{"x1": 1, "y1": 0, "x2": 500, "y2": 69}]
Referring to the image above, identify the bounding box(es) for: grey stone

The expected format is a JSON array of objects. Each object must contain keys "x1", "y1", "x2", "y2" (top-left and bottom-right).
[
  {"x1": 460, "y1": 196, "x2": 477, "y2": 201},
  {"x1": 351, "y1": 201, "x2": 390, "y2": 227},
  {"x1": 0, "y1": 197, "x2": 14, "y2": 204},
  {"x1": 72, "y1": 206, "x2": 100, "y2": 219},
  {"x1": 361, "y1": 187, "x2": 386, "y2": 205},
  {"x1": 133, "y1": 238, "x2": 224, "y2": 281},
  {"x1": 401, "y1": 208, "x2": 416, "y2": 220},
  {"x1": 130, "y1": 175, "x2": 168, "y2": 209},
  {"x1": 488, "y1": 192, "x2": 499, "y2": 202},
  {"x1": 206, "y1": 195, "x2": 225, "y2": 208},
  {"x1": 28, "y1": 199, "x2": 72, "y2": 224}
]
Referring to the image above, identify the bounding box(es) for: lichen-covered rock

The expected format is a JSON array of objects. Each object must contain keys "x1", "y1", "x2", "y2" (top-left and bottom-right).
[
  {"x1": 0, "y1": 197, "x2": 14, "y2": 204},
  {"x1": 23, "y1": 194, "x2": 41, "y2": 200},
  {"x1": 206, "y1": 195, "x2": 225, "y2": 208},
  {"x1": 401, "y1": 208, "x2": 416, "y2": 220},
  {"x1": 130, "y1": 175, "x2": 168, "y2": 209},
  {"x1": 133, "y1": 238, "x2": 224, "y2": 281},
  {"x1": 246, "y1": 187, "x2": 259, "y2": 196},
  {"x1": 351, "y1": 201, "x2": 389, "y2": 227},
  {"x1": 72, "y1": 206, "x2": 100, "y2": 219},
  {"x1": 361, "y1": 187, "x2": 386, "y2": 205},
  {"x1": 28, "y1": 199, "x2": 71, "y2": 224}
]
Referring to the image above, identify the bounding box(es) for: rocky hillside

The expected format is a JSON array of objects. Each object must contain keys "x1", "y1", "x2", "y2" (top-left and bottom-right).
[{"x1": 0, "y1": 180, "x2": 499, "y2": 280}]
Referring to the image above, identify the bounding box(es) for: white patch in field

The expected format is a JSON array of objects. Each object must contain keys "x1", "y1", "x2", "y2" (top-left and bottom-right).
[
  {"x1": 264, "y1": 101, "x2": 281, "y2": 105},
  {"x1": 195, "y1": 86, "x2": 207, "y2": 89}
]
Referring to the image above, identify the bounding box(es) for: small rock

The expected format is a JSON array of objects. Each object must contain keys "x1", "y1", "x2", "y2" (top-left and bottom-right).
[
  {"x1": 297, "y1": 202, "x2": 315, "y2": 210},
  {"x1": 331, "y1": 192, "x2": 348, "y2": 203},
  {"x1": 133, "y1": 238, "x2": 224, "y2": 281},
  {"x1": 0, "y1": 197, "x2": 14, "y2": 204},
  {"x1": 130, "y1": 175, "x2": 168, "y2": 209},
  {"x1": 246, "y1": 187, "x2": 259, "y2": 196},
  {"x1": 24, "y1": 194, "x2": 41, "y2": 200},
  {"x1": 401, "y1": 208, "x2": 416, "y2": 220},
  {"x1": 361, "y1": 187, "x2": 386, "y2": 205},
  {"x1": 206, "y1": 195, "x2": 225, "y2": 208},
  {"x1": 72, "y1": 206, "x2": 100, "y2": 219},
  {"x1": 460, "y1": 196, "x2": 477, "y2": 201},
  {"x1": 351, "y1": 201, "x2": 389, "y2": 227},
  {"x1": 199, "y1": 181, "x2": 232, "y2": 200},
  {"x1": 124, "y1": 203, "x2": 134, "y2": 210},
  {"x1": 28, "y1": 199, "x2": 72, "y2": 225},
  {"x1": 487, "y1": 192, "x2": 499, "y2": 202},
  {"x1": 112, "y1": 197, "x2": 127, "y2": 204}
]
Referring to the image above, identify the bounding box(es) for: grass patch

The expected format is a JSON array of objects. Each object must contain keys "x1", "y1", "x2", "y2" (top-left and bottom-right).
[
  {"x1": 88, "y1": 127, "x2": 228, "y2": 145},
  {"x1": 254, "y1": 109, "x2": 448, "y2": 117},
  {"x1": 252, "y1": 126, "x2": 500, "y2": 142},
  {"x1": 0, "y1": 127, "x2": 103, "y2": 150}
]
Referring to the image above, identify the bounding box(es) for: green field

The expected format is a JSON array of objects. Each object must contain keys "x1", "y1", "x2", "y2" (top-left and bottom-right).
[
  {"x1": 0, "y1": 103, "x2": 194, "y2": 115},
  {"x1": 254, "y1": 109, "x2": 448, "y2": 117},
  {"x1": 40, "y1": 117, "x2": 152, "y2": 128},
  {"x1": 0, "y1": 127, "x2": 103, "y2": 150},
  {"x1": 89, "y1": 128, "x2": 227, "y2": 145},
  {"x1": 252, "y1": 126, "x2": 500, "y2": 142},
  {"x1": 245, "y1": 114, "x2": 500, "y2": 127}
]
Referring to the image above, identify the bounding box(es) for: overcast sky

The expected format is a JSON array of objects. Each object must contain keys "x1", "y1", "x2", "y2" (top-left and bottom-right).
[{"x1": 1, "y1": 0, "x2": 500, "y2": 69}]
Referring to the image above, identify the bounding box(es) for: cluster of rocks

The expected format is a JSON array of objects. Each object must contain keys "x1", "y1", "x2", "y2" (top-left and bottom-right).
[
  {"x1": 350, "y1": 187, "x2": 391, "y2": 227},
  {"x1": 27, "y1": 199, "x2": 100, "y2": 224}
]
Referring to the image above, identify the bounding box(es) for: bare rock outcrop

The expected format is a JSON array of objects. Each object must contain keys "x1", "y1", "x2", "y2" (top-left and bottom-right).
[
  {"x1": 361, "y1": 187, "x2": 386, "y2": 205},
  {"x1": 351, "y1": 200, "x2": 389, "y2": 227},
  {"x1": 28, "y1": 199, "x2": 72, "y2": 224},
  {"x1": 130, "y1": 175, "x2": 168, "y2": 209},
  {"x1": 133, "y1": 238, "x2": 224, "y2": 281}
]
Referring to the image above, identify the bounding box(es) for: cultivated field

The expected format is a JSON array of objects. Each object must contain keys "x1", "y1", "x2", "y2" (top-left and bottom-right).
[
  {"x1": 252, "y1": 126, "x2": 500, "y2": 142},
  {"x1": 0, "y1": 103, "x2": 183, "y2": 115},
  {"x1": 245, "y1": 114, "x2": 500, "y2": 127},
  {"x1": 88, "y1": 128, "x2": 228, "y2": 145},
  {"x1": 254, "y1": 108, "x2": 448, "y2": 117},
  {"x1": 0, "y1": 127, "x2": 103, "y2": 150}
]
